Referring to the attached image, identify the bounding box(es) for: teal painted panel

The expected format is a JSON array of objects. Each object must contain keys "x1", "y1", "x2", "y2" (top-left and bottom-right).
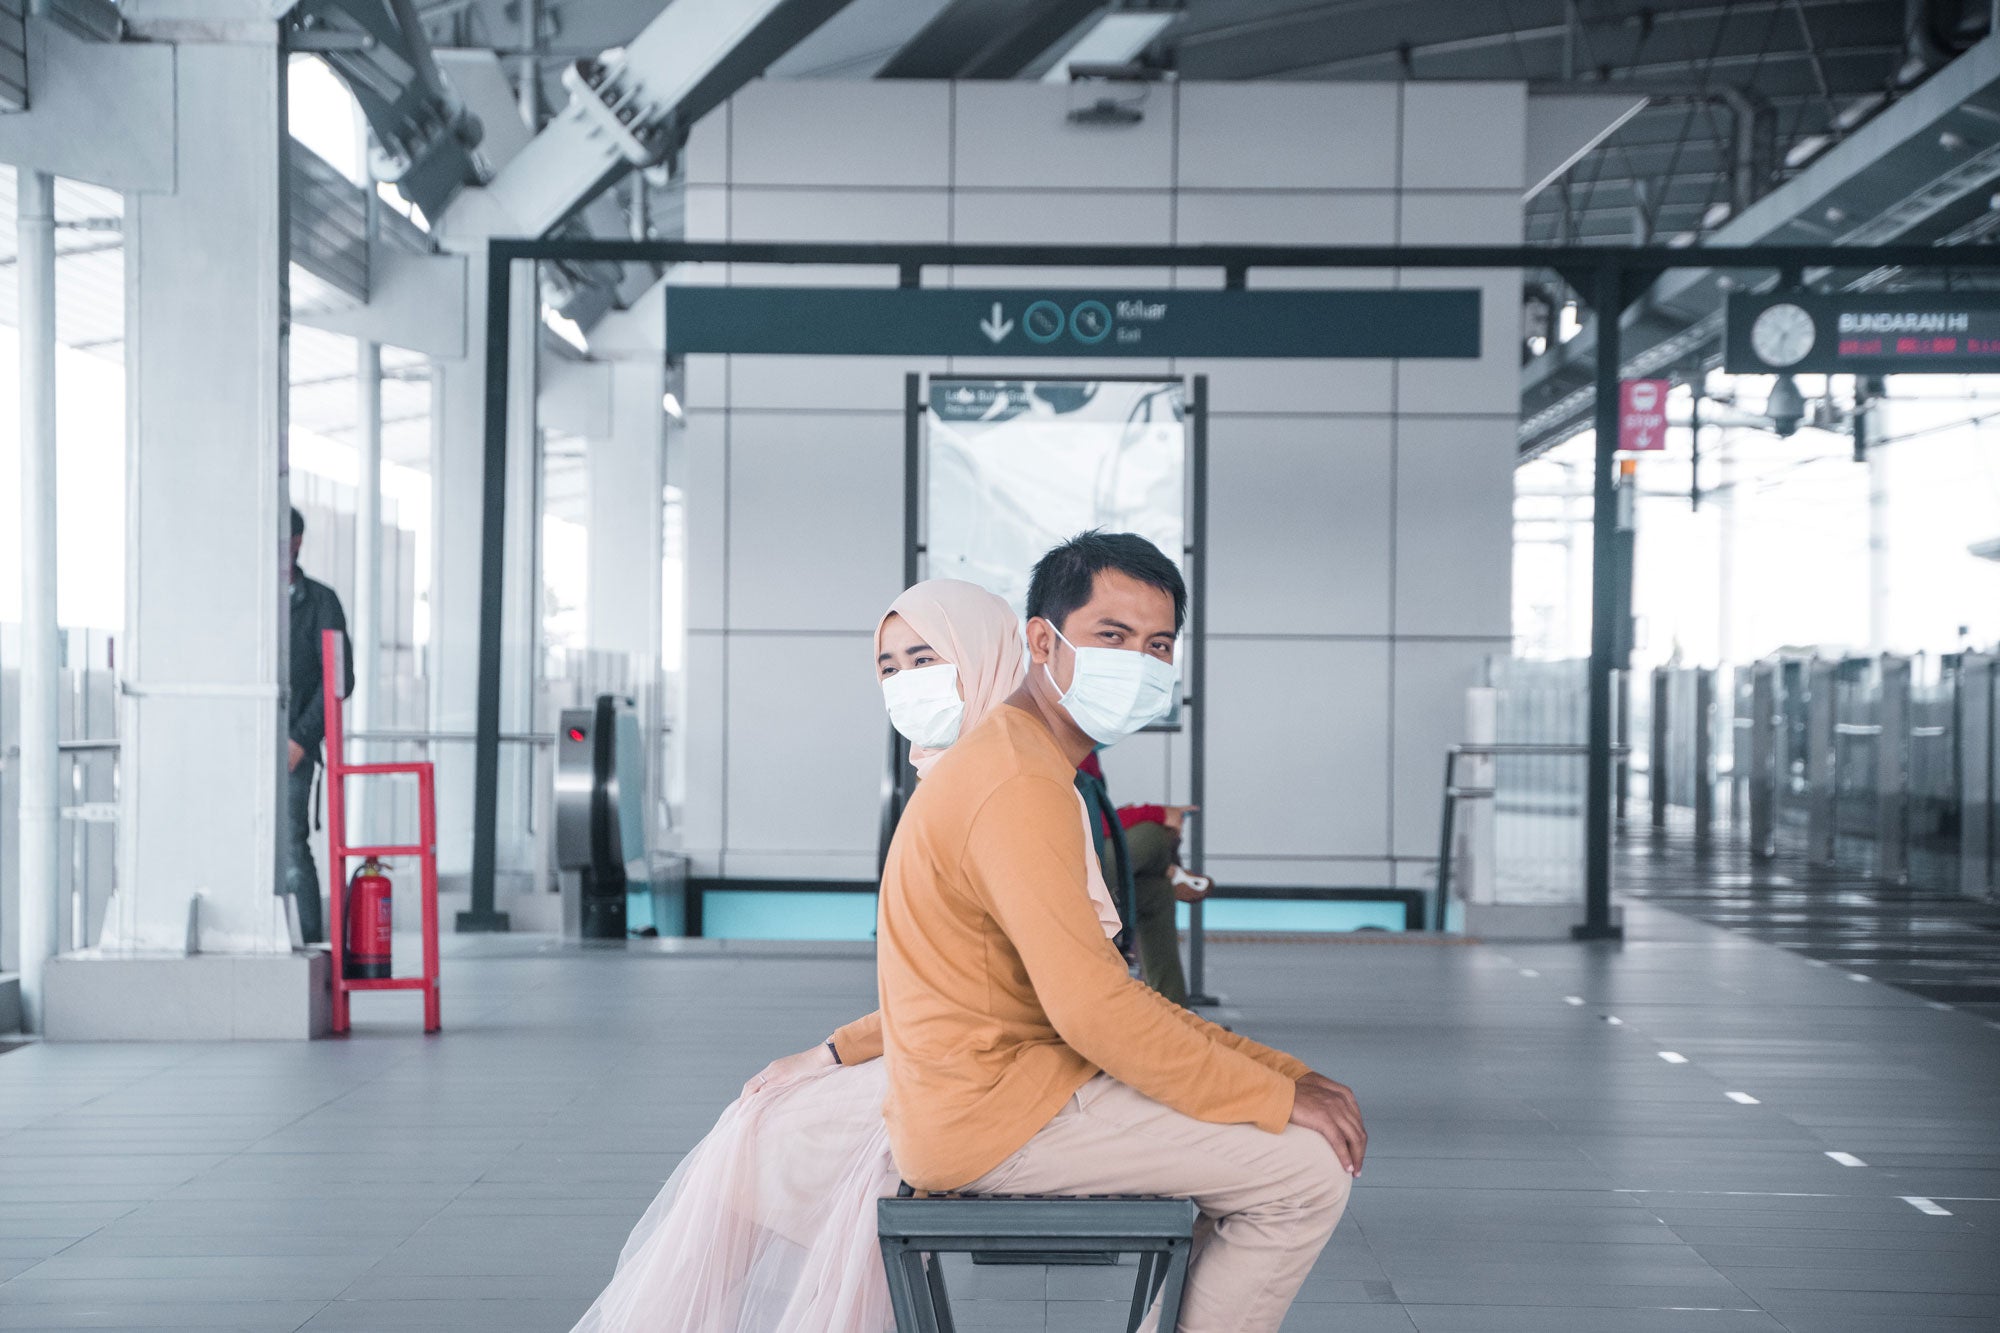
[
  {"x1": 1177, "y1": 899, "x2": 1407, "y2": 933},
  {"x1": 665, "y1": 286, "x2": 1481, "y2": 359},
  {"x1": 703, "y1": 890, "x2": 878, "y2": 941}
]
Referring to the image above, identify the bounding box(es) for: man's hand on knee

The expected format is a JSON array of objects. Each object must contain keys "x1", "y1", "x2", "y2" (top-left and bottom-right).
[{"x1": 1288, "y1": 1073, "x2": 1366, "y2": 1177}]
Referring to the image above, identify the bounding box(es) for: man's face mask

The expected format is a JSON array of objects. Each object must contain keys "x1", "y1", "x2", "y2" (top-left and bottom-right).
[{"x1": 1043, "y1": 624, "x2": 1176, "y2": 747}]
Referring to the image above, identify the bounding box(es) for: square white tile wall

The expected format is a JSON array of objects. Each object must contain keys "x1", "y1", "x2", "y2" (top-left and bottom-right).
[{"x1": 673, "y1": 80, "x2": 1524, "y2": 887}]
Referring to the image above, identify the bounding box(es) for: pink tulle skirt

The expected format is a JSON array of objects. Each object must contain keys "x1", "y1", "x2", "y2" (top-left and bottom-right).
[{"x1": 570, "y1": 1059, "x2": 899, "y2": 1333}]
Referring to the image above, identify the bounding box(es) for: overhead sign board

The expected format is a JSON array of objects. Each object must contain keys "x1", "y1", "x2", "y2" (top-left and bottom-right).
[
  {"x1": 1618, "y1": 378, "x2": 1669, "y2": 451},
  {"x1": 1726, "y1": 291, "x2": 2000, "y2": 374},
  {"x1": 663, "y1": 286, "x2": 1481, "y2": 359}
]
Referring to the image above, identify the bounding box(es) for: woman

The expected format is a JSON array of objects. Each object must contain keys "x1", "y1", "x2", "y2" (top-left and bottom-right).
[{"x1": 569, "y1": 579, "x2": 1124, "y2": 1333}]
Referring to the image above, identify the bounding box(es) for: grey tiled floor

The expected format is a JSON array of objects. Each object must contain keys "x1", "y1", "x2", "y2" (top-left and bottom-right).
[{"x1": 3, "y1": 898, "x2": 1998, "y2": 1331}]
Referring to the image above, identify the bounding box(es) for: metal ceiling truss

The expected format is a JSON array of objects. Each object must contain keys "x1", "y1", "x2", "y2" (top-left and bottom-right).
[
  {"x1": 1519, "y1": 27, "x2": 2000, "y2": 457},
  {"x1": 290, "y1": 0, "x2": 486, "y2": 220}
]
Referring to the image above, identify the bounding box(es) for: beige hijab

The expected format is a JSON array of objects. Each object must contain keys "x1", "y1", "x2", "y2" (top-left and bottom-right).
[
  {"x1": 877, "y1": 579, "x2": 1124, "y2": 940},
  {"x1": 877, "y1": 579, "x2": 1025, "y2": 777}
]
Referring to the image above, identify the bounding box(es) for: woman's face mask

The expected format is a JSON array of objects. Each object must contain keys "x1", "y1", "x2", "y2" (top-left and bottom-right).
[{"x1": 882, "y1": 663, "x2": 964, "y2": 750}]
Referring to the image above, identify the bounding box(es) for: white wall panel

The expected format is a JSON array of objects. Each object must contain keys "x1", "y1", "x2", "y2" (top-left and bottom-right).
[
  {"x1": 1096, "y1": 730, "x2": 1173, "y2": 808},
  {"x1": 1175, "y1": 191, "x2": 1396, "y2": 247},
  {"x1": 681, "y1": 352, "x2": 726, "y2": 412},
  {"x1": 949, "y1": 265, "x2": 1174, "y2": 288},
  {"x1": 684, "y1": 104, "x2": 729, "y2": 186},
  {"x1": 1205, "y1": 637, "x2": 1391, "y2": 859},
  {"x1": 1205, "y1": 857, "x2": 1394, "y2": 890},
  {"x1": 1174, "y1": 194, "x2": 1399, "y2": 413},
  {"x1": 683, "y1": 184, "x2": 728, "y2": 240},
  {"x1": 1207, "y1": 415, "x2": 1392, "y2": 638},
  {"x1": 725, "y1": 850, "x2": 880, "y2": 881},
  {"x1": 1396, "y1": 268, "x2": 1521, "y2": 416},
  {"x1": 725, "y1": 411, "x2": 904, "y2": 632},
  {"x1": 953, "y1": 84, "x2": 1174, "y2": 190},
  {"x1": 1400, "y1": 82, "x2": 1527, "y2": 191},
  {"x1": 730, "y1": 80, "x2": 951, "y2": 188},
  {"x1": 676, "y1": 77, "x2": 1525, "y2": 896},
  {"x1": 1178, "y1": 83, "x2": 1399, "y2": 190},
  {"x1": 729, "y1": 188, "x2": 950, "y2": 243},
  {"x1": 724, "y1": 632, "x2": 886, "y2": 856},
  {"x1": 1180, "y1": 355, "x2": 1394, "y2": 417},
  {"x1": 1396, "y1": 193, "x2": 1521, "y2": 416},
  {"x1": 1390, "y1": 637, "x2": 1506, "y2": 856},
  {"x1": 728, "y1": 355, "x2": 941, "y2": 413},
  {"x1": 1394, "y1": 415, "x2": 1516, "y2": 639},
  {"x1": 681, "y1": 631, "x2": 727, "y2": 872},
  {"x1": 953, "y1": 190, "x2": 1173, "y2": 244},
  {"x1": 682, "y1": 412, "x2": 728, "y2": 632}
]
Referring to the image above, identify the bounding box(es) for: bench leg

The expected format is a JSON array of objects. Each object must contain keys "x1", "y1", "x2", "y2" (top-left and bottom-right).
[
  {"x1": 880, "y1": 1239, "x2": 933, "y2": 1333},
  {"x1": 924, "y1": 1253, "x2": 957, "y2": 1333},
  {"x1": 1152, "y1": 1236, "x2": 1193, "y2": 1333},
  {"x1": 1126, "y1": 1252, "x2": 1159, "y2": 1332}
]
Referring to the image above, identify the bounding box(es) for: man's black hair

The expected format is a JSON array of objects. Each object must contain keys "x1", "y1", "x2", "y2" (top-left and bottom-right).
[
  {"x1": 1026, "y1": 530, "x2": 1186, "y2": 634},
  {"x1": 290, "y1": 506, "x2": 306, "y2": 539}
]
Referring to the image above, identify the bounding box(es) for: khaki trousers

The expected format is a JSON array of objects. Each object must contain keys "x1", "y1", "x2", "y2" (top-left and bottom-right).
[{"x1": 962, "y1": 1074, "x2": 1350, "y2": 1333}]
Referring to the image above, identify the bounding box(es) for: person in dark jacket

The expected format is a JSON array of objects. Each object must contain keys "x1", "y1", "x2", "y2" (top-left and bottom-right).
[{"x1": 286, "y1": 506, "x2": 353, "y2": 945}]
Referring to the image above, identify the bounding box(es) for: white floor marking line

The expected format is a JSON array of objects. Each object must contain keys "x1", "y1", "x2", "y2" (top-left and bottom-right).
[
  {"x1": 1658, "y1": 1051, "x2": 1689, "y2": 1064},
  {"x1": 1849, "y1": 973, "x2": 1871, "y2": 982},
  {"x1": 1615, "y1": 1189, "x2": 1840, "y2": 1198},
  {"x1": 1902, "y1": 1197, "x2": 1952, "y2": 1216},
  {"x1": 1927, "y1": 1002, "x2": 1953, "y2": 1011},
  {"x1": 1806, "y1": 958, "x2": 1831, "y2": 967},
  {"x1": 1563, "y1": 995, "x2": 1584, "y2": 1005},
  {"x1": 1605, "y1": 1016, "x2": 1624, "y2": 1025},
  {"x1": 1825, "y1": 1151, "x2": 1867, "y2": 1167},
  {"x1": 1519, "y1": 968, "x2": 1540, "y2": 978},
  {"x1": 1726, "y1": 1091, "x2": 1760, "y2": 1104}
]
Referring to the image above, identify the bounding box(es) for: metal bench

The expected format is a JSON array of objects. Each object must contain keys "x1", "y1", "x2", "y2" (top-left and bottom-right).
[{"x1": 877, "y1": 1191, "x2": 1196, "y2": 1333}]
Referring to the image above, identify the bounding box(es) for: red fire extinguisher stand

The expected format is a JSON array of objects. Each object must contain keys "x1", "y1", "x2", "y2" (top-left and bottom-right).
[{"x1": 321, "y1": 629, "x2": 441, "y2": 1033}]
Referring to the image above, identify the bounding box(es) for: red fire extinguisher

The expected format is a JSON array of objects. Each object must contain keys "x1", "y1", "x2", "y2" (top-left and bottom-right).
[{"x1": 343, "y1": 859, "x2": 393, "y2": 980}]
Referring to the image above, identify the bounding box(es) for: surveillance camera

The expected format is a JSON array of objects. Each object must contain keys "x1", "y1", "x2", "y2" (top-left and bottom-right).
[{"x1": 1765, "y1": 375, "x2": 1805, "y2": 438}]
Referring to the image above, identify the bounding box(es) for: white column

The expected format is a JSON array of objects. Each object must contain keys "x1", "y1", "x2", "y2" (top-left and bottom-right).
[
  {"x1": 1716, "y1": 435, "x2": 1737, "y2": 665},
  {"x1": 111, "y1": 36, "x2": 289, "y2": 955},
  {"x1": 586, "y1": 361, "x2": 665, "y2": 662},
  {"x1": 1867, "y1": 407, "x2": 1893, "y2": 654},
  {"x1": 353, "y1": 339, "x2": 382, "y2": 729},
  {"x1": 17, "y1": 169, "x2": 59, "y2": 1027},
  {"x1": 426, "y1": 252, "x2": 538, "y2": 888}
]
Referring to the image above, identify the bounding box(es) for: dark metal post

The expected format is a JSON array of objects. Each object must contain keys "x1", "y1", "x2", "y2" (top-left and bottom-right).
[
  {"x1": 1576, "y1": 264, "x2": 1626, "y2": 940},
  {"x1": 1186, "y1": 376, "x2": 1217, "y2": 1004},
  {"x1": 881, "y1": 374, "x2": 923, "y2": 874},
  {"x1": 1750, "y1": 661, "x2": 1777, "y2": 859},
  {"x1": 1693, "y1": 667, "x2": 1716, "y2": 842},
  {"x1": 461, "y1": 246, "x2": 514, "y2": 932},
  {"x1": 1650, "y1": 668, "x2": 1670, "y2": 829}
]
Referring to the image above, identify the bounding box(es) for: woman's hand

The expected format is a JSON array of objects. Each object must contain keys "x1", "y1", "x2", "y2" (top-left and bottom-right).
[{"x1": 741, "y1": 1043, "x2": 838, "y2": 1098}]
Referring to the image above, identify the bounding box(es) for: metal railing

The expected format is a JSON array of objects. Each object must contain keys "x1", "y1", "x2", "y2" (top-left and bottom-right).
[
  {"x1": 1641, "y1": 652, "x2": 1998, "y2": 901},
  {"x1": 1436, "y1": 741, "x2": 1625, "y2": 931}
]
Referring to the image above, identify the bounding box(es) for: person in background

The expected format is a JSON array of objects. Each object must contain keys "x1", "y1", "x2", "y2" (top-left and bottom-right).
[
  {"x1": 285, "y1": 506, "x2": 353, "y2": 946},
  {"x1": 1117, "y1": 796, "x2": 1210, "y2": 1007},
  {"x1": 1076, "y1": 750, "x2": 1208, "y2": 1006}
]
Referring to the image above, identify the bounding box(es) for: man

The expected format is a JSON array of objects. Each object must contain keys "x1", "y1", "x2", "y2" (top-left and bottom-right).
[
  {"x1": 877, "y1": 531, "x2": 1365, "y2": 1333},
  {"x1": 285, "y1": 506, "x2": 353, "y2": 945}
]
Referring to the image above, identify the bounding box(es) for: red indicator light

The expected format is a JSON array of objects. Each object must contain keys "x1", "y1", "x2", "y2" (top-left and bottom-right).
[{"x1": 566, "y1": 727, "x2": 586, "y2": 742}]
